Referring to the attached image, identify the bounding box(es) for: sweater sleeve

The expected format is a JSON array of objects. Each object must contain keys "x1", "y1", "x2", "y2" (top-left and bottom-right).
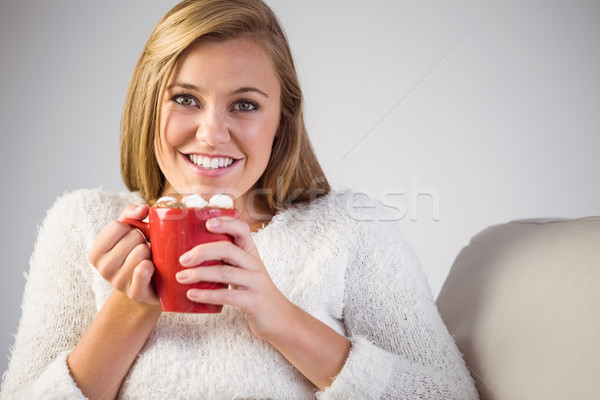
[
  {"x1": 0, "y1": 190, "x2": 101, "y2": 400},
  {"x1": 319, "y1": 211, "x2": 478, "y2": 399}
]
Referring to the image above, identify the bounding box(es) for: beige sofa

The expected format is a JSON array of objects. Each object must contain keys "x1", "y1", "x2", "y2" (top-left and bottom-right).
[{"x1": 436, "y1": 217, "x2": 600, "y2": 400}]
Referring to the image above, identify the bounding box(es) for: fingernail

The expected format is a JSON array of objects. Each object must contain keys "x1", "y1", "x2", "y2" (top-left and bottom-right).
[
  {"x1": 176, "y1": 271, "x2": 188, "y2": 282},
  {"x1": 207, "y1": 218, "x2": 220, "y2": 228},
  {"x1": 179, "y1": 253, "x2": 192, "y2": 265}
]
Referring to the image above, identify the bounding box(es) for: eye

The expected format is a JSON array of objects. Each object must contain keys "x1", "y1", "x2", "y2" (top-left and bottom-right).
[
  {"x1": 172, "y1": 94, "x2": 197, "y2": 107},
  {"x1": 233, "y1": 100, "x2": 258, "y2": 112}
]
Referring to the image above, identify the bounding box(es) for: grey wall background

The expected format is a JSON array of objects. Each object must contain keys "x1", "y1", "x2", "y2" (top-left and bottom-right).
[{"x1": 1, "y1": 0, "x2": 599, "y2": 379}]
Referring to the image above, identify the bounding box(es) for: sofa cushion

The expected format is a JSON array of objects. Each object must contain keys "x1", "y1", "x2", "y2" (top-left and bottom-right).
[{"x1": 436, "y1": 217, "x2": 600, "y2": 400}]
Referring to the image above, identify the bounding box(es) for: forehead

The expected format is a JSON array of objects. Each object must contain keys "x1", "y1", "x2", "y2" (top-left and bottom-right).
[{"x1": 168, "y1": 37, "x2": 279, "y2": 89}]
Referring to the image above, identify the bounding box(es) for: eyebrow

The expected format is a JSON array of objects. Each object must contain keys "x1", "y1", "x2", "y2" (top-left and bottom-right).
[
  {"x1": 232, "y1": 86, "x2": 270, "y2": 98},
  {"x1": 166, "y1": 82, "x2": 269, "y2": 98},
  {"x1": 167, "y1": 82, "x2": 199, "y2": 92}
]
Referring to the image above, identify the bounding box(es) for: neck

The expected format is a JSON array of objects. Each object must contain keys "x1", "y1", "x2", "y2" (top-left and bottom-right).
[{"x1": 238, "y1": 196, "x2": 275, "y2": 233}]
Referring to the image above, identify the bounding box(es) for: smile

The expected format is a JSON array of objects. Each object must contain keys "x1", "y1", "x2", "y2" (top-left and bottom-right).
[{"x1": 187, "y1": 154, "x2": 236, "y2": 170}]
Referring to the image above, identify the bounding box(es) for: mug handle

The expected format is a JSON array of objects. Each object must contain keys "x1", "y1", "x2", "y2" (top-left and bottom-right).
[{"x1": 122, "y1": 218, "x2": 150, "y2": 240}]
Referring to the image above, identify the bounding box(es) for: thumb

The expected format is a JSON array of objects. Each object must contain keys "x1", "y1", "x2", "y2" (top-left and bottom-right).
[{"x1": 119, "y1": 204, "x2": 149, "y2": 222}]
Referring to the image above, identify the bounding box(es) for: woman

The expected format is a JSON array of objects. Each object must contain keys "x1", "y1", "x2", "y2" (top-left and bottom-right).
[{"x1": 0, "y1": 0, "x2": 477, "y2": 399}]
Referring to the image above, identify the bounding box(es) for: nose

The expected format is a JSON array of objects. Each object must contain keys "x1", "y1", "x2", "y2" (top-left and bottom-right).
[{"x1": 196, "y1": 108, "x2": 230, "y2": 146}]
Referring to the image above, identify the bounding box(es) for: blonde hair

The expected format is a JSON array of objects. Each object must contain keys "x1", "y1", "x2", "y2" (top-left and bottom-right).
[{"x1": 121, "y1": 0, "x2": 330, "y2": 210}]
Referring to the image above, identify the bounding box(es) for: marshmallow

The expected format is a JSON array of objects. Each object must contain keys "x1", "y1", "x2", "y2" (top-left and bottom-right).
[
  {"x1": 209, "y1": 194, "x2": 234, "y2": 209},
  {"x1": 156, "y1": 196, "x2": 177, "y2": 204},
  {"x1": 182, "y1": 194, "x2": 208, "y2": 208}
]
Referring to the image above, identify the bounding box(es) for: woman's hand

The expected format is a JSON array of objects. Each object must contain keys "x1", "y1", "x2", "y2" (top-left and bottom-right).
[
  {"x1": 89, "y1": 204, "x2": 159, "y2": 306},
  {"x1": 176, "y1": 217, "x2": 293, "y2": 341}
]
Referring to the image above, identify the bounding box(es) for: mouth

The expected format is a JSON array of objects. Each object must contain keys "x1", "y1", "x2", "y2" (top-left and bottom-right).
[{"x1": 187, "y1": 154, "x2": 236, "y2": 170}]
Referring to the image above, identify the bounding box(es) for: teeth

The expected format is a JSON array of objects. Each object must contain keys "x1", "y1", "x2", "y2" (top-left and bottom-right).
[{"x1": 188, "y1": 154, "x2": 234, "y2": 170}]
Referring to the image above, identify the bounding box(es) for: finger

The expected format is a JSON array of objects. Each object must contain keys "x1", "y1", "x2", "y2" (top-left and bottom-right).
[
  {"x1": 90, "y1": 220, "x2": 132, "y2": 265},
  {"x1": 89, "y1": 204, "x2": 148, "y2": 264},
  {"x1": 118, "y1": 204, "x2": 149, "y2": 222},
  {"x1": 176, "y1": 264, "x2": 252, "y2": 288},
  {"x1": 112, "y1": 242, "x2": 151, "y2": 291},
  {"x1": 187, "y1": 287, "x2": 247, "y2": 309},
  {"x1": 95, "y1": 229, "x2": 148, "y2": 281},
  {"x1": 205, "y1": 217, "x2": 257, "y2": 254},
  {"x1": 179, "y1": 241, "x2": 259, "y2": 271},
  {"x1": 129, "y1": 260, "x2": 158, "y2": 305}
]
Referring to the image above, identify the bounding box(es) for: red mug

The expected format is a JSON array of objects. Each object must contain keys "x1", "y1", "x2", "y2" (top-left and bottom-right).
[{"x1": 123, "y1": 207, "x2": 238, "y2": 313}]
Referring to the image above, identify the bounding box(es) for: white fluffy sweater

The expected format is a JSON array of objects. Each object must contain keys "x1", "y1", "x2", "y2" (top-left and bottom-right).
[{"x1": 1, "y1": 188, "x2": 477, "y2": 399}]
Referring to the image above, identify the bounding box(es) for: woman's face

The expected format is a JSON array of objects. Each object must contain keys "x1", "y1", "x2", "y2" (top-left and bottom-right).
[{"x1": 157, "y1": 37, "x2": 281, "y2": 211}]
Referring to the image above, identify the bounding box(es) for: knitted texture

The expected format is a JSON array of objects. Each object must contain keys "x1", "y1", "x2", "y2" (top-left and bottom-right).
[{"x1": 1, "y1": 188, "x2": 477, "y2": 399}]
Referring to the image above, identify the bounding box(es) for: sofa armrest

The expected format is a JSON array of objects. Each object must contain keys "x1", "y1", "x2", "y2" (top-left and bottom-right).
[{"x1": 437, "y1": 217, "x2": 600, "y2": 400}]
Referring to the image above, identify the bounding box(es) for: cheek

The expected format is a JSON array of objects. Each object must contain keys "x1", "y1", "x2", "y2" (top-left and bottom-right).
[
  {"x1": 245, "y1": 121, "x2": 278, "y2": 161},
  {"x1": 160, "y1": 111, "x2": 195, "y2": 148}
]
